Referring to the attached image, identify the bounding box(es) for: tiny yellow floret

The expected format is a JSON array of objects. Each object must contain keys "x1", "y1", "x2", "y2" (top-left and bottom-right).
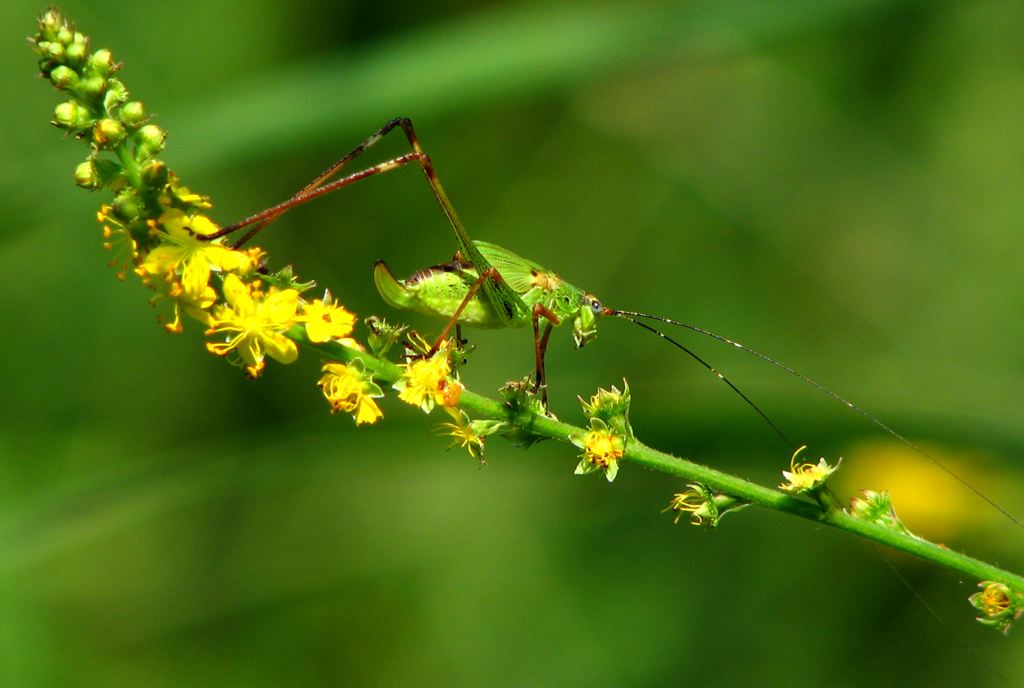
[
  {"x1": 779, "y1": 445, "x2": 840, "y2": 493},
  {"x1": 393, "y1": 349, "x2": 454, "y2": 413},
  {"x1": 665, "y1": 485, "x2": 715, "y2": 526},
  {"x1": 572, "y1": 422, "x2": 625, "y2": 482},
  {"x1": 440, "y1": 408, "x2": 484, "y2": 459},
  {"x1": 318, "y1": 362, "x2": 383, "y2": 425},
  {"x1": 299, "y1": 294, "x2": 356, "y2": 343}
]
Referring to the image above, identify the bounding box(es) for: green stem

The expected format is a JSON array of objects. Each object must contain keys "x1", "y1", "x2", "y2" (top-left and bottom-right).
[{"x1": 296, "y1": 330, "x2": 1024, "y2": 590}]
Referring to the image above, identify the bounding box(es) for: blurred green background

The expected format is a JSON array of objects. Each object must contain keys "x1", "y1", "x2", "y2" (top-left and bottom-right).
[{"x1": 3, "y1": 0, "x2": 1024, "y2": 685}]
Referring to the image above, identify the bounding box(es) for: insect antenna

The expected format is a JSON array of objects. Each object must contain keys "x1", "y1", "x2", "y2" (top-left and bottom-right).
[
  {"x1": 610, "y1": 309, "x2": 1024, "y2": 530},
  {"x1": 616, "y1": 314, "x2": 796, "y2": 450}
]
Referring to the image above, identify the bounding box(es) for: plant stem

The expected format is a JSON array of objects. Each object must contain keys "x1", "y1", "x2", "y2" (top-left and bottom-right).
[{"x1": 297, "y1": 331, "x2": 1024, "y2": 590}]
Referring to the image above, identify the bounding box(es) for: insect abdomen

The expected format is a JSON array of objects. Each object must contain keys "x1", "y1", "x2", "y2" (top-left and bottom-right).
[{"x1": 373, "y1": 260, "x2": 511, "y2": 328}]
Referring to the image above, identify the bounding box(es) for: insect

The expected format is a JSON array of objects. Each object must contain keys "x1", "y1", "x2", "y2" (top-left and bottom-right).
[
  {"x1": 208, "y1": 119, "x2": 757, "y2": 413},
  {"x1": 202, "y1": 118, "x2": 1021, "y2": 529}
]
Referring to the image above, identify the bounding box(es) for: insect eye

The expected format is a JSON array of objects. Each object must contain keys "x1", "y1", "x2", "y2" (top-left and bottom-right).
[{"x1": 589, "y1": 298, "x2": 603, "y2": 314}]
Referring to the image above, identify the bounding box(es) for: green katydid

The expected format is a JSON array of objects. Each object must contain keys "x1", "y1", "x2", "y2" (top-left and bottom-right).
[{"x1": 204, "y1": 117, "x2": 1021, "y2": 528}]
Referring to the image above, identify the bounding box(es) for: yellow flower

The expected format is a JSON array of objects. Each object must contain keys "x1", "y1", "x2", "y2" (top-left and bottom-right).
[
  {"x1": 779, "y1": 445, "x2": 840, "y2": 493},
  {"x1": 664, "y1": 484, "x2": 716, "y2": 526},
  {"x1": 139, "y1": 209, "x2": 255, "y2": 300},
  {"x1": 572, "y1": 420, "x2": 625, "y2": 482},
  {"x1": 299, "y1": 293, "x2": 356, "y2": 343},
  {"x1": 157, "y1": 278, "x2": 217, "y2": 333},
  {"x1": 439, "y1": 407, "x2": 484, "y2": 459},
  {"x1": 205, "y1": 274, "x2": 299, "y2": 377},
  {"x1": 970, "y1": 581, "x2": 1023, "y2": 634},
  {"x1": 393, "y1": 348, "x2": 454, "y2": 413},
  {"x1": 318, "y1": 362, "x2": 384, "y2": 425}
]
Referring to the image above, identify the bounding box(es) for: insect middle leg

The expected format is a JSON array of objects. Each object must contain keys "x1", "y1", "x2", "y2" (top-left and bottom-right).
[{"x1": 531, "y1": 304, "x2": 559, "y2": 406}]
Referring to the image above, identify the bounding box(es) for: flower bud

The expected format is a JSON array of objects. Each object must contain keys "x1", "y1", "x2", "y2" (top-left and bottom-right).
[
  {"x1": 39, "y1": 9, "x2": 63, "y2": 40},
  {"x1": 141, "y1": 160, "x2": 169, "y2": 188},
  {"x1": 65, "y1": 41, "x2": 87, "y2": 68},
  {"x1": 74, "y1": 160, "x2": 100, "y2": 189},
  {"x1": 48, "y1": 65, "x2": 78, "y2": 90},
  {"x1": 120, "y1": 101, "x2": 146, "y2": 127},
  {"x1": 44, "y1": 41, "x2": 66, "y2": 63},
  {"x1": 112, "y1": 193, "x2": 141, "y2": 222},
  {"x1": 56, "y1": 27, "x2": 73, "y2": 45},
  {"x1": 89, "y1": 49, "x2": 115, "y2": 77},
  {"x1": 136, "y1": 124, "x2": 166, "y2": 158},
  {"x1": 80, "y1": 76, "x2": 107, "y2": 98},
  {"x1": 93, "y1": 118, "x2": 125, "y2": 146},
  {"x1": 53, "y1": 101, "x2": 86, "y2": 129}
]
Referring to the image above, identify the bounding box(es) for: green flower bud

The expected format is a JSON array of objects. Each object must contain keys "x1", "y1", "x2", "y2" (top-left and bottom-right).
[
  {"x1": 73, "y1": 160, "x2": 100, "y2": 189},
  {"x1": 53, "y1": 101, "x2": 86, "y2": 129},
  {"x1": 49, "y1": 65, "x2": 78, "y2": 90},
  {"x1": 73, "y1": 32, "x2": 88, "y2": 46},
  {"x1": 65, "y1": 41, "x2": 88, "y2": 68},
  {"x1": 93, "y1": 118, "x2": 125, "y2": 146},
  {"x1": 141, "y1": 160, "x2": 169, "y2": 188},
  {"x1": 39, "y1": 9, "x2": 63, "y2": 40},
  {"x1": 120, "y1": 101, "x2": 146, "y2": 127},
  {"x1": 136, "y1": 124, "x2": 166, "y2": 158},
  {"x1": 80, "y1": 76, "x2": 107, "y2": 99},
  {"x1": 112, "y1": 193, "x2": 141, "y2": 222},
  {"x1": 89, "y1": 49, "x2": 115, "y2": 77},
  {"x1": 56, "y1": 27, "x2": 73, "y2": 46},
  {"x1": 44, "y1": 41, "x2": 65, "y2": 62}
]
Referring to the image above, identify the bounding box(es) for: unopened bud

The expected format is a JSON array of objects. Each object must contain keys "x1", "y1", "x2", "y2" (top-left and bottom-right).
[
  {"x1": 65, "y1": 41, "x2": 87, "y2": 67},
  {"x1": 74, "y1": 160, "x2": 100, "y2": 189},
  {"x1": 39, "y1": 9, "x2": 63, "y2": 40},
  {"x1": 49, "y1": 65, "x2": 77, "y2": 89},
  {"x1": 80, "y1": 75, "x2": 107, "y2": 98},
  {"x1": 89, "y1": 49, "x2": 115, "y2": 77},
  {"x1": 136, "y1": 124, "x2": 166, "y2": 158},
  {"x1": 141, "y1": 160, "x2": 169, "y2": 188},
  {"x1": 120, "y1": 101, "x2": 145, "y2": 127},
  {"x1": 93, "y1": 118, "x2": 125, "y2": 146},
  {"x1": 112, "y1": 193, "x2": 141, "y2": 222},
  {"x1": 44, "y1": 41, "x2": 65, "y2": 63},
  {"x1": 56, "y1": 27, "x2": 73, "y2": 45},
  {"x1": 53, "y1": 101, "x2": 85, "y2": 129}
]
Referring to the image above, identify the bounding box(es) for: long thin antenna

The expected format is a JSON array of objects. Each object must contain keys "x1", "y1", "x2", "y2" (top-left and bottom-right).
[
  {"x1": 617, "y1": 314, "x2": 795, "y2": 450},
  {"x1": 610, "y1": 309, "x2": 1024, "y2": 530}
]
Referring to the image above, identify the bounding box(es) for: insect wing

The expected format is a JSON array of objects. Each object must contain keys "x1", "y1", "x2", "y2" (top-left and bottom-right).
[{"x1": 474, "y1": 240, "x2": 550, "y2": 294}]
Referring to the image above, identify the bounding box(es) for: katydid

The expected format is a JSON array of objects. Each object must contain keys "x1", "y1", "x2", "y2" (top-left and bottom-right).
[{"x1": 206, "y1": 117, "x2": 1019, "y2": 528}]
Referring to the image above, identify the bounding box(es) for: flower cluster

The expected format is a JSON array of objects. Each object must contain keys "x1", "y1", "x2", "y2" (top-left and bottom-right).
[
  {"x1": 572, "y1": 382, "x2": 633, "y2": 482},
  {"x1": 31, "y1": 9, "x2": 371, "y2": 424}
]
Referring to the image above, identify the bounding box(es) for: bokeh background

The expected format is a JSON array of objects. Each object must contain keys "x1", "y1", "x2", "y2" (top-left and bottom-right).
[{"x1": 3, "y1": 0, "x2": 1024, "y2": 685}]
